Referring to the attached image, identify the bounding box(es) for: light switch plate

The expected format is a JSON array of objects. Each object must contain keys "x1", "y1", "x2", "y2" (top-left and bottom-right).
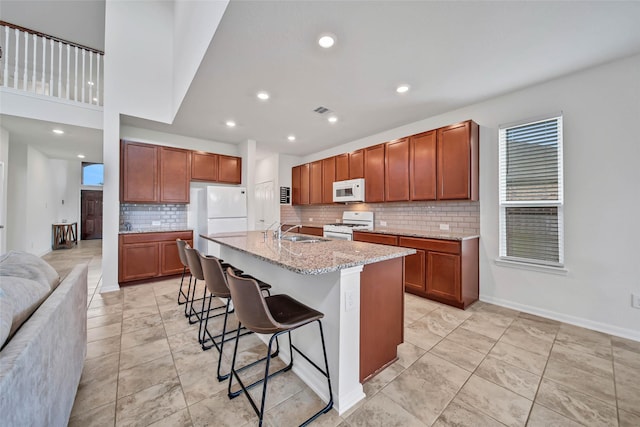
[
  {"x1": 380, "y1": 220, "x2": 387, "y2": 226},
  {"x1": 440, "y1": 223, "x2": 450, "y2": 231},
  {"x1": 345, "y1": 290, "x2": 356, "y2": 312},
  {"x1": 152, "y1": 220, "x2": 161, "y2": 226},
  {"x1": 632, "y1": 293, "x2": 640, "y2": 309}
]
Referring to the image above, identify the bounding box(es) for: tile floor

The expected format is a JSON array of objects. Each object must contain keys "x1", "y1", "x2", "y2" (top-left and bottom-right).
[{"x1": 44, "y1": 240, "x2": 640, "y2": 426}]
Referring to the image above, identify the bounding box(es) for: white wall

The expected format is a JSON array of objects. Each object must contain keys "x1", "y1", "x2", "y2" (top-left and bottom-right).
[
  {"x1": 173, "y1": 0, "x2": 229, "y2": 116},
  {"x1": 0, "y1": 127, "x2": 9, "y2": 253},
  {"x1": 50, "y1": 159, "x2": 81, "y2": 224},
  {"x1": 294, "y1": 54, "x2": 640, "y2": 340},
  {"x1": 6, "y1": 141, "x2": 26, "y2": 252},
  {"x1": 25, "y1": 147, "x2": 57, "y2": 255},
  {"x1": 120, "y1": 125, "x2": 239, "y2": 156}
]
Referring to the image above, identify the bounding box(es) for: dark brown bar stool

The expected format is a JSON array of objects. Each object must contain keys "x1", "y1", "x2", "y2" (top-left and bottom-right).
[
  {"x1": 184, "y1": 246, "x2": 227, "y2": 331},
  {"x1": 198, "y1": 252, "x2": 274, "y2": 380},
  {"x1": 175, "y1": 239, "x2": 191, "y2": 305},
  {"x1": 225, "y1": 268, "x2": 333, "y2": 426}
]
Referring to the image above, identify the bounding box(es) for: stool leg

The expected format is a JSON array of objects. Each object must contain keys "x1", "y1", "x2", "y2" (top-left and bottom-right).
[
  {"x1": 177, "y1": 266, "x2": 188, "y2": 305},
  {"x1": 184, "y1": 275, "x2": 194, "y2": 318}
]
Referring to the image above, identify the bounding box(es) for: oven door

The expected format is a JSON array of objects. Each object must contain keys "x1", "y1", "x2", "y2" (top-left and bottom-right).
[{"x1": 323, "y1": 230, "x2": 352, "y2": 241}]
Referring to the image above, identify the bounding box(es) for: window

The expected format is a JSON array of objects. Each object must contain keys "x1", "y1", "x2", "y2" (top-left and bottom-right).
[
  {"x1": 499, "y1": 115, "x2": 563, "y2": 267},
  {"x1": 82, "y1": 162, "x2": 104, "y2": 186}
]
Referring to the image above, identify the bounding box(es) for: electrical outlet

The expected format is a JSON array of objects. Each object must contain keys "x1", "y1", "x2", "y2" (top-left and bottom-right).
[
  {"x1": 345, "y1": 290, "x2": 356, "y2": 312},
  {"x1": 440, "y1": 223, "x2": 450, "y2": 231},
  {"x1": 152, "y1": 220, "x2": 161, "y2": 226},
  {"x1": 309, "y1": 218, "x2": 313, "y2": 222},
  {"x1": 380, "y1": 220, "x2": 387, "y2": 226},
  {"x1": 632, "y1": 293, "x2": 640, "y2": 309}
]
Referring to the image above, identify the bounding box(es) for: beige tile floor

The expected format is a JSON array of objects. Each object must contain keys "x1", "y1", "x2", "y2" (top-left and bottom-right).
[{"x1": 44, "y1": 240, "x2": 640, "y2": 426}]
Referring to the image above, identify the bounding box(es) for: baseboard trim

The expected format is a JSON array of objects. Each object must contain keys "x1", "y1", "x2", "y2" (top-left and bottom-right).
[{"x1": 480, "y1": 294, "x2": 640, "y2": 342}]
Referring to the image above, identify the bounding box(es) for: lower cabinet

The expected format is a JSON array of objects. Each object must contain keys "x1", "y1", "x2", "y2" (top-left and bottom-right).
[
  {"x1": 119, "y1": 231, "x2": 193, "y2": 284},
  {"x1": 354, "y1": 232, "x2": 479, "y2": 309},
  {"x1": 299, "y1": 226, "x2": 323, "y2": 236}
]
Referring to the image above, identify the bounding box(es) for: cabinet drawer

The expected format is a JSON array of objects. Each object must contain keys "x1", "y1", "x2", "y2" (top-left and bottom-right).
[
  {"x1": 399, "y1": 236, "x2": 460, "y2": 254},
  {"x1": 353, "y1": 232, "x2": 398, "y2": 246},
  {"x1": 121, "y1": 231, "x2": 193, "y2": 244},
  {"x1": 299, "y1": 226, "x2": 323, "y2": 236}
]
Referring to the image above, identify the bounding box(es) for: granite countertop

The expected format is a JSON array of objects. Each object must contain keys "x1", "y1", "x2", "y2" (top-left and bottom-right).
[
  {"x1": 359, "y1": 228, "x2": 480, "y2": 241},
  {"x1": 202, "y1": 231, "x2": 415, "y2": 275},
  {"x1": 119, "y1": 228, "x2": 193, "y2": 235}
]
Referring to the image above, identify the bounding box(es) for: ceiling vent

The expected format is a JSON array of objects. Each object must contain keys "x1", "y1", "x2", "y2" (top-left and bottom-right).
[{"x1": 313, "y1": 106, "x2": 330, "y2": 114}]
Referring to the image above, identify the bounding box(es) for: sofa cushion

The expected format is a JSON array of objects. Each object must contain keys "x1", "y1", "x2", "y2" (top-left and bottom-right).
[
  {"x1": 0, "y1": 288, "x2": 12, "y2": 348},
  {"x1": 0, "y1": 277, "x2": 50, "y2": 339},
  {"x1": 0, "y1": 251, "x2": 60, "y2": 291}
]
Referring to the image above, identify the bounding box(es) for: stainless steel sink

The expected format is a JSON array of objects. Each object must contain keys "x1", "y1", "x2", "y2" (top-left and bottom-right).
[{"x1": 280, "y1": 235, "x2": 329, "y2": 243}]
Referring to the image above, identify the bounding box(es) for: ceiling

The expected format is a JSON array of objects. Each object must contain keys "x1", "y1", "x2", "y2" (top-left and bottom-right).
[{"x1": 3, "y1": 1, "x2": 640, "y2": 161}]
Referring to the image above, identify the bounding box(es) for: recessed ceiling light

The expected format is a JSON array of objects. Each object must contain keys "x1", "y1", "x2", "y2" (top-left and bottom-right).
[
  {"x1": 287, "y1": 135, "x2": 296, "y2": 142},
  {"x1": 87, "y1": 81, "x2": 94, "y2": 86},
  {"x1": 77, "y1": 154, "x2": 85, "y2": 159},
  {"x1": 396, "y1": 84, "x2": 410, "y2": 94},
  {"x1": 318, "y1": 33, "x2": 336, "y2": 48},
  {"x1": 225, "y1": 120, "x2": 236, "y2": 128},
  {"x1": 328, "y1": 116, "x2": 338, "y2": 124},
  {"x1": 92, "y1": 97, "x2": 98, "y2": 102},
  {"x1": 256, "y1": 91, "x2": 270, "y2": 101},
  {"x1": 53, "y1": 129, "x2": 64, "y2": 134}
]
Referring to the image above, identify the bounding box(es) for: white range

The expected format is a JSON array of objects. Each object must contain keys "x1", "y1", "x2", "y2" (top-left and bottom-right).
[{"x1": 323, "y1": 211, "x2": 374, "y2": 240}]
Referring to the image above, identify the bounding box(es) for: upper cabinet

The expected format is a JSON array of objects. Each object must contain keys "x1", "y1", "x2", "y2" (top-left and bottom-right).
[
  {"x1": 121, "y1": 140, "x2": 243, "y2": 204},
  {"x1": 335, "y1": 154, "x2": 349, "y2": 181},
  {"x1": 385, "y1": 138, "x2": 410, "y2": 202},
  {"x1": 289, "y1": 120, "x2": 478, "y2": 205},
  {"x1": 349, "y1": 149, "x2": 364, "y2": 179},
  {"x1": 121, "y1": 141, "x2": 158, "y2": 203},
  {"x1": 322, "y1": 157, "x2": 336, "y2": 204},
  {"x1": 364, "y1": 144, "x2": 385, "y2": 203},
  {"x1": 191, "y1": 151, "x2": 218, "y2": 182},
  {"x1": 437, "y1": 121, "x2": 479, "y2": 201},
  {"x1": 159, "y1": 146, "x2": 190, "y2": 203},
  {"x1": 121, "y1": 141, "x2": 189, "y2": 204},
  {"x1": 218, "y1": 155, "x2": 242, "y2": 184},
  {"x1": 410, "y1": 130, "x2": 437, "y2": 201}
]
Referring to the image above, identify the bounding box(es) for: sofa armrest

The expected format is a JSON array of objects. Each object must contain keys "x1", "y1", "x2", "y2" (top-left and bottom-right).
[{"x1": 0, "y1": 263, "x2": 88, "y2": 426}]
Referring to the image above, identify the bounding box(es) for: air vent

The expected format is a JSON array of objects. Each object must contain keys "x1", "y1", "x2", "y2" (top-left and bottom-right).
[{"x1": 313, "y1": 106, "x2": 330, "y2": 114}]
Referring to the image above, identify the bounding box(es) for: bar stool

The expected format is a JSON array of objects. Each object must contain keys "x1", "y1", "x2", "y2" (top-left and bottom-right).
[
  {"x1": 184, "y1": 246, "x2": 228, "y2": 331},
  {"x1": 175, "y1": 239, "x2": 191, "y2": 305},
  {"x1": 198, "y1": 253, "x2": 274, "y2": 380},
  {"x1": 225, "y1": 268, "x2": 333, "y2": 427}
]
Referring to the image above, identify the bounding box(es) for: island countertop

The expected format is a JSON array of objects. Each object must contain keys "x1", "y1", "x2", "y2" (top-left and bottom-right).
[{"x1": 202, "y1": 231, "x2": 415, "y2": 275}]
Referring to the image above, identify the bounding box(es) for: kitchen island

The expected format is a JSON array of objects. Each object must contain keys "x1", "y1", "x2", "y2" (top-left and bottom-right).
[{"x1": 202, "y1": 231, "x2": 414, "y2": 414}]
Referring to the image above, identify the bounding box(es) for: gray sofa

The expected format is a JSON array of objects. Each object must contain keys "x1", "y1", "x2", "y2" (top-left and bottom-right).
[{"x1": 0, "y1": 251, "x2": 88, "y2": 426}]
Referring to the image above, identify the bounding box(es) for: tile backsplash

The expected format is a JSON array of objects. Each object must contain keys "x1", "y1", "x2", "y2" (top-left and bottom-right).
[
  {"x1": 120, "y1": 204, "x2": 188, "y2": 231},
  {"x1": 281, "y1": 201, "x2": 479, "y2": 235}
]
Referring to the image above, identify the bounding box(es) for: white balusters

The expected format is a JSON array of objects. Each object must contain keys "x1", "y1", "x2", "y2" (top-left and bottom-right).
[
  {"x1": 57, "y1": 41, "x2": 62, "y2": 97},
  {"x1": 49, "y1": 38, "x2": 53, "y2": 96},
  {"x1": 32, "y1": 33, "x2": 37, "y2": 92},
  {"x1": 41, "y1": 35, "x2": 46, "y2": 95},
  {"x1": 23, "y1": 31, "x2": 28, "y2": 91},
  {"x1": 89, "y1": 51, "x2": 93, "y2": 102},
  {"x1": 13, "y1": 28, "x2": 19, "y2": 89},
  {"x1": 81, "y1": 49, "x2": 86, "y2": 103},
  {"x1": 96, "y1": 53, "x2": 101, "y2": 105},
  {"x1": 74, "y1": 46, "x2": 78, "y2": 101},
  {"x1": 3, "y1": 26, "x2": 9, "y2": 87},
  {"x1": 66, "y1": 44, "x2": 70, "y2": 99}
]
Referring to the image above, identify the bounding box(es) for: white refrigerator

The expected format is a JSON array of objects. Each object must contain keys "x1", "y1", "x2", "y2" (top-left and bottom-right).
[{"x1": 196, "y1": 186, "x2": 248, "y2": 257}]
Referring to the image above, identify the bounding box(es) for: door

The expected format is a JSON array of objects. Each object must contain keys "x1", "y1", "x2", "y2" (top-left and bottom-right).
[
  {"x1": 254, "y1": 181, "x2": 276, "y2": 230},
  {"x1": 437, "y1": 121, "x2": 471, "y2": 200},
  {"x1": 309, "y1": 160, "x2": 323, "y2": 204},
  {"x1": 121, "y1": 141, "x2": 158, "y2": 202},
  {"x1": 385, "y1": 138, "x2": 410, "y2": 201},
  {"x1": 81, "y1": 190, "x2": 103, "y2": 240},
  {"x1": 159, "y1": 146, "x2": 190, "y2": 203},
  {"x1": 364, "y1": 144, "x2": 385, "y2": 202}
]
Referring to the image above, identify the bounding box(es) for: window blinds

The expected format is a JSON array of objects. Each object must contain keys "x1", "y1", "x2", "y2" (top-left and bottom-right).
[{"x1": 499, "y1": 116, "x2": 563, "y2": 266}]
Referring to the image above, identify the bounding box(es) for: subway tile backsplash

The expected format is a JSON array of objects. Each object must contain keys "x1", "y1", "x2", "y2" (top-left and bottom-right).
[
  {"x1": 281, "y1": 201, "x2": 479, "y2": 235},
  {"x1": 120, "y1": 204, "x2": 188, "y2": 231}
]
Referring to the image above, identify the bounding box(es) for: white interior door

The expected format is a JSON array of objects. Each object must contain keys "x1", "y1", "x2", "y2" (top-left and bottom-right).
[{"x1": 254, "y1": 181, "x2": 276, "y2": 230}]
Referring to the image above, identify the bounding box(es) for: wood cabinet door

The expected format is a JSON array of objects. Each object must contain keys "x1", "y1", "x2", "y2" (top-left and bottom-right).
[
  {"x1": 385, "y1": 138, "x2": 410, "y2": 202},
  {"x1": 160, "y1": 239, "x2": 192, "y2": 275},
  {"x1": 437, "y1": 121, "x2": 476, "y2": 200},
  {"x1": 299, "y1": 226, "x2": 323, "y2": 236},
  {"x1": 426, "y1": 251, "x2": 461, "y2": 303},
  {"x1": 160, "y1": 147, "x2": 190, "y2": 203},
  {"x1": 309, "y1": 160, "x2": 323, "y2": 204},
  {"x1": 300, "y1": 163, "x2": 310, "y2": 205},
  {"x1": 353, "y1": 232, "x2": 398, "y2": 246},
  {"x1": 335, "y1": 154, "x2": 349, "y2": 181},
  {"x1": 349, "y1": 149, "x2": 364, "y2": 179},
  {"x1": 218, "y1": 155, "x2": 242, "y2": 184},
  {"x1": 364, "y1": 144, "x2": 385, "y2": 202},
  {"x1": 322, "y1": 157, "x2": 336, "y2": 204},
  {"x1": 404, "y1": 249, "x2": 426, "y2": 294},
  {"x1": 410, "y1": 130, "x2": 437, "y2": 201},
  {"x1": 291, "y1": 165, "x2": 301, "y2": 205},
  {"x1": 121, "y1": 141, "x2": 158, "y2": 203},
  {"x1": 191, "y1": 151, "x2": 218, "y2": 182},
  {"x1": 119, "y1": 242, "x2": 160, "y2": 282}
]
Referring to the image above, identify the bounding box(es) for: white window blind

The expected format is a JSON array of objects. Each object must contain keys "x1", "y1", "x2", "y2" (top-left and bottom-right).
[{"x1": 499, "y1": 115, "x2": 564, "y2": 266}]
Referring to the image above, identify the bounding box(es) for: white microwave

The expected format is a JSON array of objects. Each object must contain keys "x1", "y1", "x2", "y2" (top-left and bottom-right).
[{"x1": 333, "y1": 178, "x2": 365, "y2": 203}]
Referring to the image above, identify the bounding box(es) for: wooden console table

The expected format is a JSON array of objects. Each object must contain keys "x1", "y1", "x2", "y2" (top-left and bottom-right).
[{"x1": 52, "y1": 222, "x2": 78, "y2": 249}]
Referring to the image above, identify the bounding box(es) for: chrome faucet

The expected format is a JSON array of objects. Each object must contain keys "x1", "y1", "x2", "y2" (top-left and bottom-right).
[
  {"x1": 263, "y1": 221, "x2": 280, "y2": 241},
  {"x1": 275, "y1": 224, "x2": 301, "y2": 240}
]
